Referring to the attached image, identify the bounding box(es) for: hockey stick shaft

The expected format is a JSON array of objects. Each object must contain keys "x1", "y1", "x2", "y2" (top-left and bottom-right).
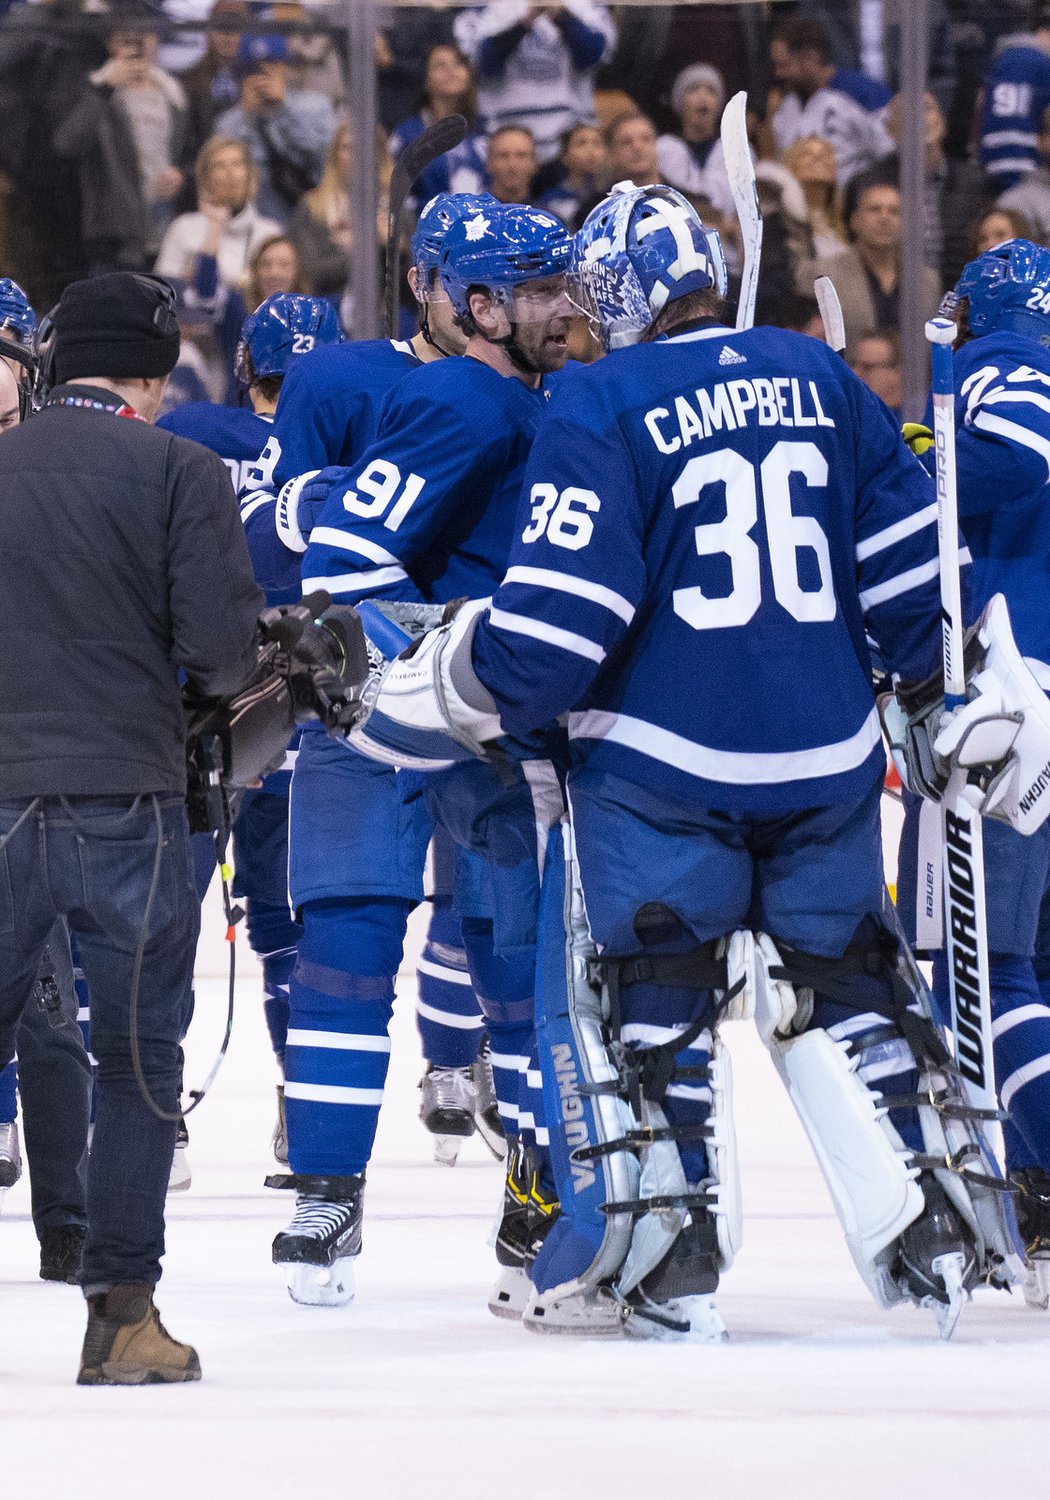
[
  {"x1": 384, "y1": 114, "x2": 468, "y2": 339},
  {"x1": 720, "y1": 91, "x2": 762, "y2": 331},
  {"x1": 925, "y1": 317, "x2": 1000, "y2": 1145}
]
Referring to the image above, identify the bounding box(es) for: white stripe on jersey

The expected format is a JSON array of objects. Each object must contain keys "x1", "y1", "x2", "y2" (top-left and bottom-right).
[
  {"x1": 990, "y1": 1003, "x2": 1050, "y2": 1040},
  {"x1": 302, "y1": 565, "x2": 408, "y2": 595},
  {"x1": 858, "y1": 557, "x2": 939, "y2": 611},
  {"x1": 987, "y1": 157, "x2": 1041, "y2": 175},
  {"x1": 973, "y1": 410, "x2": 1050, "y2": 480},
  {"x1": 309, "y1": 527, "x2": 403, "y2": 566},
  {"x1": 1001, "y1": 1055, "x2": 1050, "y2": 1111},
  {"x1": 982, "y1": 388, "x2": 1050, "y2": 420},
  {"x1": 416, "y1": 955, "x2": 473, "y2": 987},
  {"x1": 488, "y1": 607, "x2": 606, "y2": 662},
  {"x1": 856, "y1": 502, "x2": 937, "y2": 562},
  {"x1": 502, "y1": 565, "x2": 636, "y2": 624},
  {"x1": 983, "y1": 130, "x2": 1039, "y2": 148},
  {"x1": 568, "y1": 705, "x2": 881, "y2": 785},
  {"x1": 239, "y1": 492, "x2": 272, "y2": 522}
]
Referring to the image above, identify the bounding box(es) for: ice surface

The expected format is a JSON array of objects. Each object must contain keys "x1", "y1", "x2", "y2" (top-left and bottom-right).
[{"x1": 3, "y1": 859, "x2": 1050, "y2": 1499}]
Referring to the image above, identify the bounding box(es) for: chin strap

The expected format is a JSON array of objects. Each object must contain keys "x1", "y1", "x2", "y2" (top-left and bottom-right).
[{"x1": 418, "y1": 301, "x2": 458, "y2": 360}]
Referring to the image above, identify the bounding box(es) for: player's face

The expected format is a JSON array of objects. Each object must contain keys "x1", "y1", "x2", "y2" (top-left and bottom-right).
[
  {"x1": 509, "y1": 275, "x2": 573, "y2": 372},
  {"x1": 0, "y1": 361, "x2": 19, "y2": 433}
]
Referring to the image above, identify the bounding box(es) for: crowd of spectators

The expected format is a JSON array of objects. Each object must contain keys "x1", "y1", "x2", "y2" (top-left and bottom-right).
[{"x1": 2, "y1": 0, "x2": 1050, "y2": 415}]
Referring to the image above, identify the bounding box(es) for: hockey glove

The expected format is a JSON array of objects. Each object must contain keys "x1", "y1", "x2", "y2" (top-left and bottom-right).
[
  {"x1": 901, "y1": 422, "x2": 934, "y2": 458},
  {"x1": 274, "y1": 466, "x2": 348, "y2": 553}
]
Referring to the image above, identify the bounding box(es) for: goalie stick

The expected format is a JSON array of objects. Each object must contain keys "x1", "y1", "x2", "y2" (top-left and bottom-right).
[
  {"x1": 925, "y1": 316, "x2": 1002, "y2": 1160},
  {"x1": 384, "y1": 113, "x2": 468, "y2": 338},
  {"x1": 814, "y1": 275, "x2": 845, "y2": 355},
  {"x1": 720, "y1": 91, "x2": 762, "y2": 332}
]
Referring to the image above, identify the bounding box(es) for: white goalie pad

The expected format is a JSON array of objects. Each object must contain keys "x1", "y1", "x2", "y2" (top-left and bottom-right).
[
  {"x1": 769, "y1": 1026, "x2": 924, "y2": 1306},
  {"x1": 933, "y1": 593, "x2": 1050, "y2": 835},
  {"x1": 752, "y1": 931, "x2": 800, "y2": 1046},
  {"x1": 347, "y1": 599, "x2": 503, "y2": 771}
]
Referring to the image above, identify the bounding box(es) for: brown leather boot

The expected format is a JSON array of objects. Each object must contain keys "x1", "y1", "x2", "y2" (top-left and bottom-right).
[{"x1": 77, "y1": 1284, "x2": 201, "y2": 1385}]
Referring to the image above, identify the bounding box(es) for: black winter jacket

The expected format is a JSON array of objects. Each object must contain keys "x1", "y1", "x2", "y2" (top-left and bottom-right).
[{"x1": 0, "y1": 387, "x2": 264, "y2": 798}]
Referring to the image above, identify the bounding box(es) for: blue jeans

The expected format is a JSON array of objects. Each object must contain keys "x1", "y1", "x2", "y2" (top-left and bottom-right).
[{"x1": 0, "y1": 795, "x2": 198, "y2": 1291}]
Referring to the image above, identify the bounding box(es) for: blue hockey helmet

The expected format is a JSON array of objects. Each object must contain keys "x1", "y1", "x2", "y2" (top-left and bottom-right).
[
  {"x1": 572, "y1": 183, "x2": 728, "y2": 351},
  {"x1": 235, "y1": 292, "x2": 342, "y2": 384},
  {"x1": 0, "y1": 278, "x2": 36, "y2": 344},
  {"x1": 951, "y1": 238, "x2": 1050, "y2": 345},
  {"x1": 411, "y1": 191, "x2": 500, "y2": 286},
  {"x1": 438, "y1": 202, "x2": 573, "y2": 321}
]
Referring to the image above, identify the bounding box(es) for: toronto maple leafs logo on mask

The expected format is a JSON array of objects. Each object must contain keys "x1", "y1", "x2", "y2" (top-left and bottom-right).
[{"x1": 463, "y1": 213, "x2": 491, "y2": 242}]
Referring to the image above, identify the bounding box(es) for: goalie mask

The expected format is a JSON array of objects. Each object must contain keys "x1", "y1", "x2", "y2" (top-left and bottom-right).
[{"x1": 572, "y1": 183, "x2": 728, "y2": 352}]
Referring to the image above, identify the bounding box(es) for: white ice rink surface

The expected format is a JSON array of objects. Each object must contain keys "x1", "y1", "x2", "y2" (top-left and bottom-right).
[{"x1": 3, "y1": 879, "x2": 1050, "y2": 1500}]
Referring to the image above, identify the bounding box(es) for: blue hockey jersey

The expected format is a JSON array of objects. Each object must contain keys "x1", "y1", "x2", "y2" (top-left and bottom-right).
[
  {"x1": 158, "y1": 401, "x2": 272, "y2": 504},
  {"x1": 238, "y1": 337, "x2": 421, "y2": 598},
  {"x1": 926, "y1": 331, "x2": 1050, "y2": 674},
  {"x1": 979, "y1": 41, "x2": 1050, "y2": 188},
  {"x1": 301, "y1": 355, "x2": 557, "y2": 607},
  {"x1": 469, "y1": 324, "x2": 943, "y2": 815}
]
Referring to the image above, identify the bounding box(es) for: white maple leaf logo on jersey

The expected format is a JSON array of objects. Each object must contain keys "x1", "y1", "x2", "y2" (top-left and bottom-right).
[
  {"x1": 464, "y1": 213, "x2": 491, "y2": 241},
  {"x1": 718, "y1": 345, "x2": 747, "y2": 365}
]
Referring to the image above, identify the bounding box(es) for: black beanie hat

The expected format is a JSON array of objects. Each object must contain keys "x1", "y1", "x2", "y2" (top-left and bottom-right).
[{"x1": 52, "y1": 273, "x2": 181, "y2": 384}]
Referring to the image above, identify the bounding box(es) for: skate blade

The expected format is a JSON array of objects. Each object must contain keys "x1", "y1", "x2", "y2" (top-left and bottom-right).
[
  {"x1": 432, "y1": 1135, "x2": 463, "y2": 1168},
  {"x1": 523, "y1": 1287, "x2": 625, "y2": 1338},
  {"x1": 167, "y1": 1147, "x2": 192, "y2": 1195},
  {"x1": 624, "y1": 1293, "x2": 729, "y2": 1344},
  {"x1": 283, "y1": 1256, "x2": 356, "y2": 1307},
  {"x1": 1023, "y1": 1258, "x2": 1050, "y2": 1311},
  {"x1": 488, "y1": 1265, "x2": 529, "y2": 1320},
  {"x1": 929, "y1": 1252, "x2": 968, "y2": 1341}
]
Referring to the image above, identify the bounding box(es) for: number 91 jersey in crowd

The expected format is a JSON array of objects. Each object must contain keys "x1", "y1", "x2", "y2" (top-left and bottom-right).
[{"x1": 471, "y1": 323, "x2": 946, "y2": 816}]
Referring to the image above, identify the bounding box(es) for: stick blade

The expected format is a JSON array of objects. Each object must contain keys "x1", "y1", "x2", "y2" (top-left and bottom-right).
[
  {"x1": 814, "y1": 276, "x2": 845, "y2": 354},
  {"x1": 390, "y1": 113, "x2": 469, "y2": 205},
  {"x1": 720, "y1": 90, "x2": 762, "y2": 331}
]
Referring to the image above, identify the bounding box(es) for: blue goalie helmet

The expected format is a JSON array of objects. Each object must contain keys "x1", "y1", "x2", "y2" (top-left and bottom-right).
[
  {"x1": 438, "y1": 202, "x2": 573, "y2": 319},
  {"x1": 573, "y1": 183, "x2": 727, "y2": 351},
  {"x1": 236, "y1": 293, "x2": 342, "y2": 384},
  {"x1": 952, "y1": 238, "x2": 1050, "y2": 345},
  {"x1": 412, "y1": 191, "x2": 500, "y2": 285},
  {"x1": 0, "y1": 278, "x2": 36, "y2": 344}
]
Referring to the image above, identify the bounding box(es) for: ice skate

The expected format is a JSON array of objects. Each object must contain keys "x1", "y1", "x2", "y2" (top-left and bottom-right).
[
  {"x1": 419, "y1": 1063, "x2": 477, "y2": 1166},
  {"x1": 1012, "y1": 1168, "x2": 1050, "y2": 1310},
  {"x1": 0, "y1": 1119, "x2": 22, "y2": 1194},
  {"x1": 39, "y1": 1224, "x2": 86, "y2": 1285},
  {"x1": 489, "y1": 1142, "x2": 560, "y2": 1319},
  {"x1": 77, "y1": 1284, "x2": 200, "y2": 1385},
  {"x1": 167, "y1": 1115, "x2": 191, "y2": 1194},
  {"x1": 272, "y1": 1083, "x2": 289, "y2": 1167},
  {"x1": 272, "y1": 1174, "x2": 364, "y2": 1307},
  {"x1": 896, "y1": 1180, "x2": 977, "y2": 1340},
  {"x1": 472, "y1": 1040, "x2": 506, "y2": 1160}
]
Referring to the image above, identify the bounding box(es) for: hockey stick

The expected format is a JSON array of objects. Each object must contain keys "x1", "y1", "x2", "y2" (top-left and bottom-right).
[
  {"x1": 814, "y1": 275, "x2": 845, "y2": 356},
  {"x1": 720, "y1": 91, "x2": 762, "y2": 331},
  {"x1": 384, "y1": 113, "x2": 469, "y2": 339},
  {"x1": 925, "y1": 317, "x2": 1001, "y2": 1158}
]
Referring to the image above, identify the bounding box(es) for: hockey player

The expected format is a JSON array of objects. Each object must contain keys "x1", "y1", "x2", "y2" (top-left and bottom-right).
[
  {"x1": 338, "y1": 186, "x2": 1038, "y2": 1339},
  {"x1": 276, "y1": 201, "x2": 575, "y2": 1307},
  {"x1": 159, "y1": 293, "x2": 343, "y2": 1169},
  {"x1": 896, "y1": 238, "x2": 1050, "y2": 1308},
  {"x1": 239, "y1": 194, "x2": 504, "y2": 1177}
]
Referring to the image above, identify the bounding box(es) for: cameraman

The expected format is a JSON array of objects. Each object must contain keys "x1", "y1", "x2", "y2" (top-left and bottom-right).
[{"x1": 0, "y1": 271, "x2": 263, "y2": 1386}]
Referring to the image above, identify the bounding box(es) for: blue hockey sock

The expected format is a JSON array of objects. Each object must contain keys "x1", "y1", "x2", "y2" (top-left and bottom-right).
[
  {"x1": 461, "y1": 916, "x2": 537, "y2": 1147},
  {"x1": 935, "y1": 950, "x2": 1050, "y2": 1171},
  {"x1": 283, "y1": 897, "x2": 409, "y2": 1178},
  {"x1": 416, "y1": 897, "x2": 484, "y2": 1069},
  {"x1": 0, "y1": 1059, "x2": 16, "y2": 1123},
  {"x1": 245, "y1": 899, "x2": 301, "y2": 1068}
]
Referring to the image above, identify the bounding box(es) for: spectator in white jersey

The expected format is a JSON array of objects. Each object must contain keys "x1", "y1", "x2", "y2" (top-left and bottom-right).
[
  {"x1": 455, "y1": 2, "x2": 615, "y2": 164},
  {"x1": 770, "y1": 16, "x2": 893, "y2": 188}
]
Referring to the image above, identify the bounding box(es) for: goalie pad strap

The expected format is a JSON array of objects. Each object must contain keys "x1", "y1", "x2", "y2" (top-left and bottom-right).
[{"x1": 601, "y1": 1191, "x2": 714, "y2": 1217}]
